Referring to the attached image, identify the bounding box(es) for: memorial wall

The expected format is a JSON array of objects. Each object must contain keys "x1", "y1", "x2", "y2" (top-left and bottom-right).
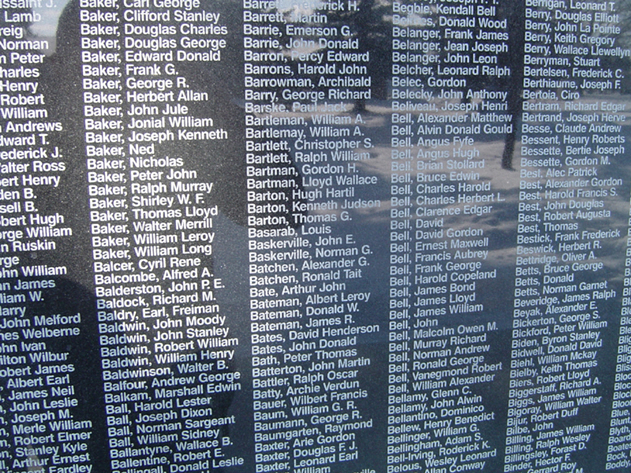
[{"x1": 0, "y1": 0, "x2": 630, "y2": 471}]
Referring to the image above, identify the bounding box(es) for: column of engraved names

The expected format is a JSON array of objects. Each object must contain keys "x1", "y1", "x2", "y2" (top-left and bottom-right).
[
  {"x1": 243, "y1": 5, "x2": 304, "y2": 472},
  {"x1": 389, "y1": 0, "x2": 505, "y2": 470},
  {"x1": 244, "y1": 1, "x2": 378, "y2": 472},
  {"x1": 88, "y1": 1, "x2": 242, "y2": 470},
  {"x1": 508, "y1": 1, "x2": 627, "y2": 470},
  {"x1": 0, "y1": 3, "x2": 95, "y2": 472}
]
